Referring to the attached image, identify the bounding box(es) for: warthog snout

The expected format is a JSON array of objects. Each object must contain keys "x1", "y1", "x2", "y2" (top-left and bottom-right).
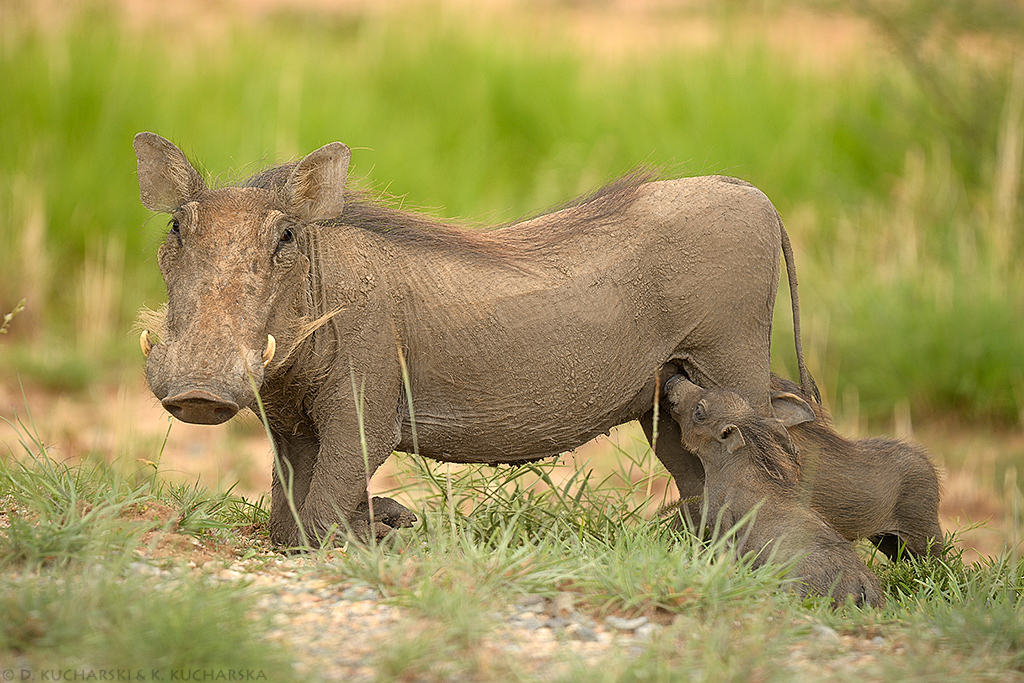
[
  {"x1": 161, "y1": 389, "x2": 240, "y2": 425},
  {"x1": 662, "y1": 374, "x2": 685, "y2": 394},
  {"x1": 143, "y1": 335, "x2": 272, "y2": 425},
  {"x1": 663, "y1": 375, "x2": 701, "y2": 414}
]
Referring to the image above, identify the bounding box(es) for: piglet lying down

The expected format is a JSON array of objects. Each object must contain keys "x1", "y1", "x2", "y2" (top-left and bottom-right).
[
  {"x1": 664, "y1": 375, "x2": 884, "y2": 608},
  {"x1": 767, "y1": 375, "x2": 943, "y2": 560}
]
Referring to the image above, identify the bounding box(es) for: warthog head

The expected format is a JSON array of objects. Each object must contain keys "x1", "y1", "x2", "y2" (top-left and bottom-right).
[
  {"x1": 664, "y1": 375, "x2": 815, "y2": 476},
  {"x1": 135, "y1": 132, "x2": 350, "y2": 424}
]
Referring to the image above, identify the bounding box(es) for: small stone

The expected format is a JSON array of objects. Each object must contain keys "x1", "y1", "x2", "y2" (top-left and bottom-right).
[
  {"x1": 566, "y1": 623, "x2": 599, "y2": 642},
  {"x1": 519, "y1": 617, "x2": 545, "y2": 631},
  {"x1": 810, "y1": 624, "x2": 841, "y2": 641},
  {"x1": 635, "y1": 623, "x2": 661, "y2": 640},
  {"x1": 605, "y1": 615, "x2": 648, "y2": 631},
  {"x1": 550, "y1": 591, "x2": 574, "y2": 618},
  {"x1": 872, "y1": 635, "x2": 885, "y2": 645},
  {"x1": 129, "y1": 562, "x2": 161, "y2": 576},
  {"x1": 516, "y1": 594, "x2": 547, "y2": 612},
  {"x1": 546, "y1": 617, "x2": 568, "y2": 630},
  {"x1": 342, "y1": 587, "x2": 368, "y2": 600}
]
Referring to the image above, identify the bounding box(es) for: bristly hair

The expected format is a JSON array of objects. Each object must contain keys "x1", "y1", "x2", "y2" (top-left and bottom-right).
[
  {"x1": 516, "y1": 166, "x2": 662, "y2": 225},
  {"x1": 242, "y1": 162, "x2": 660, "y2": 262},
  {"x1": 736, "y1": 415, "x2": 801, "y2": 488},
  {"x1": 239, "y1": 161, "x2": 657, "y2": 359}
]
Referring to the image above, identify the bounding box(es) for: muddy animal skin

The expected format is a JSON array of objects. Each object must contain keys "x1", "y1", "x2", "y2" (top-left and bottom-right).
[
  {"x1": 665, "y1": 376, "x2": 884, "y2": 608},
  {"x1": 134, "y1": 132, "x2": 818, "y2": 551}
]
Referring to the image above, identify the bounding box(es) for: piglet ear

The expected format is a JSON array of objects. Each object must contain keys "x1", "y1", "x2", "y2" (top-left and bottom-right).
[
  {"x1": 770, "y1": 392, "x2": 816, "y2": 427},
  {"x1": 718, "y1": 424, "x2": 745, "y2": 453},
  {"x1": 134, "y1": 132, "x2": 206, "y2": 212},
  {"x1": 286, "y1": 142, "x2": 351, "y2": 222}
]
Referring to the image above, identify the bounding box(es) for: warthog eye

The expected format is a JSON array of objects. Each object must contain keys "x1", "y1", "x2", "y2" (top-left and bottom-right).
[
  {"x1": 275, "y1": 227, "x2": 295, "y2": 255},
  {"x1": 693, "y1": 400, "x2": 707, "y2": 423},
  {"x1": 168, "y1": 217, "x2": 182, "y2": 246}
]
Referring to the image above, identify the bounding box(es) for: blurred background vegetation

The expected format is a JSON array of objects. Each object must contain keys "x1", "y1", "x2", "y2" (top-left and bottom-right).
[{"x1": 0, "y1": 0, "x2": 1021, "y2": 435}]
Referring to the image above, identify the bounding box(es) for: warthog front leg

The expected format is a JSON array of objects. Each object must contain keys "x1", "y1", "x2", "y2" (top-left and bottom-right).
[
  {"x1": 267, "y1": 397, "x2": 412, "y2": 547},
  {"x1": 269, "y1": 430, "x2": 318, "y2": 547},
  {"x1": 640, "y1": 406, "x2": 705, "y2": 502},
  {"x1": 286, "y1": 366, "x2": 405, "y2": 548}
]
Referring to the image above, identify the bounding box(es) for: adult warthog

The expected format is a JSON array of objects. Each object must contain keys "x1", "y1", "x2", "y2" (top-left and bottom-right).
[{"x1": 134, "y1": 132, "x2": 819, "y2": 553}]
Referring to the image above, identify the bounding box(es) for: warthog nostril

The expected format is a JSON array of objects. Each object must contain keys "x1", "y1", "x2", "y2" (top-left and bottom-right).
[
  {"x1": 663, "y1": 375, "x2": 683, "y2": 393},
  {"x1": 161, "y1": 389, "x2": 239, "y2": 425}
]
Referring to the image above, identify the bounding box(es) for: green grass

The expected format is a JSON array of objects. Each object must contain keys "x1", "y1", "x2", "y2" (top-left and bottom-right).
[
  {"x1": 0, "y1": 572, "x2": 296, "y2": 676},
  {"x1": 325, "y1": 459, "x2": 1024, "y2": 681},
  {"x1": 0, "y1": 414, "x2": 296, "y2": 677},
  {"x1": 3, "y1": 407, "x2": 1024, "y2": 680},
  {"x1": 1, "y1": 2, "x2": 1021, "y2": 424},
  {"x1": 1, "y1": 415, "x2": 152, "y2": 567}
]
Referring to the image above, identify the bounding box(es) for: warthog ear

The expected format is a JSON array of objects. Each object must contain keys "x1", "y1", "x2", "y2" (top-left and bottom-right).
[
  {"x1": 718, "y1": 424, "x2": 745, "y2": 453},
  {"x1": 286, "y1": 142, "x2": 351, "y2": 222},
  {"x1": 133, "y1": 132, "x2": 206, "y2": 212},
  {"x1": 770, "y1": 391, "x2": 815, "y2": 427}
]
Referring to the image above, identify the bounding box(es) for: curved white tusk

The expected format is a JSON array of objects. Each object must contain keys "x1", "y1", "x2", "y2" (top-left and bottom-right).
[
  {"x1": 140, "y1": 330, "x2": 153, "y2": 357},
  {"x1": 262, "y1": 334, "x2": 276, "y2": 367}
]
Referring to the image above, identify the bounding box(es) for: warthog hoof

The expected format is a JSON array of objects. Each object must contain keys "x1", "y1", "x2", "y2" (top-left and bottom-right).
[
  {"x1": 351, "y1": 496, "x2": 418, "y2": 543},
  {"x1": 793, "y1": 561, "x2": 885, "y2": 609}
]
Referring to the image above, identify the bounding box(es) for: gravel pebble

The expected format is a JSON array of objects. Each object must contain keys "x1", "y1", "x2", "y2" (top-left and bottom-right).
[
  {"x1": 121, "y1": 555, "x2": 653, "y2": 682},
  {"x1": 518, "y1": 616, "x2": 545, "y2": 630},
  {"x1": 605, "y1": 615, "x2": 649, "y2": 631},
  {"x1": 547, "y1": 616, "x2": 568, "y2": 630},
  {"x1": 635, "y1": 623, "x2": 661, "y2": 640},
  {"x1": 123, "y1": 549, "x2": 896, "y2": 682},
  {"x1": 810, "y1": 624, "x2": 841, "y2": 642},
  {"x1": 551, "y1": 591, "x2": 574, "y2": 618},
  {"x1": 516, "y1": 594, "x2": 547, "y2": 611},
  {"x1": 566, "y1": 623, "x2": 599, "y2": 642}
]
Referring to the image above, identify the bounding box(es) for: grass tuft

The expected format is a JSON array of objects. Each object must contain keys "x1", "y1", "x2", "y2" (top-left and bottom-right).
[
  {"x1": 0, "y1": 571, "x2": 297, "y2": 676},
  {"x1": 1, "y1": 415, "x2": 153, "y2": 567}
]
